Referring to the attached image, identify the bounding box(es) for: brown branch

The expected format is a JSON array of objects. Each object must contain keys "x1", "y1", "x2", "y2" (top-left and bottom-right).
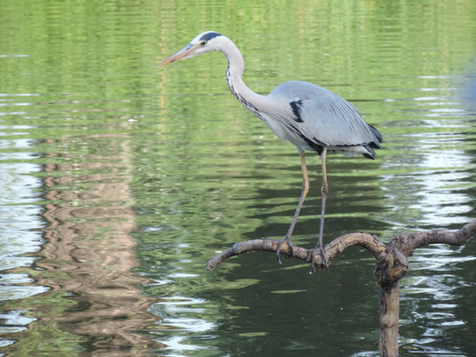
[
  {"x1": 206, "y1": 220, "x2": 476, "y2": 282},
  {"x1": 390, "y1": 219, "x2": 476, "y2": 258},
  {"x1": 206, "y1": 238, "x2": 307, "y2": 271},
  {"x1": 205, "y1": 220, "x2": 476, "y2": 357},
  {"x1": 206, "y1": 233, "x2": 388, "y2": 271},
  {"x1": 325, "y1": 232, "x2": 388, "y2": 263}
]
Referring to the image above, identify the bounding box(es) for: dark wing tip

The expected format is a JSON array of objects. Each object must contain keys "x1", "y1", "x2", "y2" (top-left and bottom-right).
[
  {"x1": 363, "y1": 146, "x2": 377, "y2": 159},
  {"x1": 367, "y1": 123, "x2": 383, "y2": 144}
]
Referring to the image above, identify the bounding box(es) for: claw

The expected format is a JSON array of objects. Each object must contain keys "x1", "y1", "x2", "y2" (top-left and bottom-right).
[
  {"x1": 310, "y1": 244, "x2": 328, "y2": 273},
  {"x1": 276, "y1": 238, "x2": 294, "y2": 264}
]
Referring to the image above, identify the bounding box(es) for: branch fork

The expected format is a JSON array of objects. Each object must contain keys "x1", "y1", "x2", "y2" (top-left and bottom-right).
[{"x1": 206, "y1": 220, "x2": 476, "y2": 356}]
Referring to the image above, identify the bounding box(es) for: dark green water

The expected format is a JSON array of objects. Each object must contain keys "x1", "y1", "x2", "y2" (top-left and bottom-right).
[{"x1": 0, "y1": 0, "x2": 475, "y2": 356}]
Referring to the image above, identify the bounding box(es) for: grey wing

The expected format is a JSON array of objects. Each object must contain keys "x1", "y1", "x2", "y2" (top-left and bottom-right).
[{"x1": 269, "y1": 81, "x2": 382, "y2": 149}]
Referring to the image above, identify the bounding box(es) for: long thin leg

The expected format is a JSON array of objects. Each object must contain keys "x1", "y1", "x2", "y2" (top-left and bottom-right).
[
  {"x1": 276, "y1": 149, "x2": 309, "y2": 264},
  {"x1": 311, "y1": 147, "x2": 329, "y2": 272}
]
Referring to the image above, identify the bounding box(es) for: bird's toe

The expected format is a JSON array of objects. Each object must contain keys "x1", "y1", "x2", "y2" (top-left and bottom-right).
[
  {"x1": 310, "y1": 244, "x2": 328, "y2": 273},
  {"x1": 276, "y1": 238, "x2": 294, "y2": 264}
]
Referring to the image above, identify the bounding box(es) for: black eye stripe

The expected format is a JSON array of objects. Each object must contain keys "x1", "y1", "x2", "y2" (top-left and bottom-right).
[{"x1": 199, "y1": 32, "x2": 222, "y2": 42}]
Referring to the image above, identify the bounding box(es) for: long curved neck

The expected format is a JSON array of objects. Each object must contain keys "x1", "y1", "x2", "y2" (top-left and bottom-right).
[{"x1": 220, "y1": 39, "x2": 265, "y2": 111}]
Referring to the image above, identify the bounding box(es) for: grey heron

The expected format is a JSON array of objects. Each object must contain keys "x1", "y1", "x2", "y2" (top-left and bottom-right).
[{"x1": 159, "y1": 31, "x2": 382, "y2": 271}]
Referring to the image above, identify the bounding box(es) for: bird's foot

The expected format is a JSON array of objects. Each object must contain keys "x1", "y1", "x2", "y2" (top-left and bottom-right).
[
  {"x1": 309, "y1": 244, "x2": 328, "y2": 273},
  {"x1": 275, "y1": 238, "x2": 294, "y2": 264}
]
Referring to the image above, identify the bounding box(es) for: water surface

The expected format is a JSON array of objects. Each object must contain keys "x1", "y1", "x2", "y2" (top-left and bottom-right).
[{"x1": 0, "y1": 0, "x2": 475, "y2": 356}]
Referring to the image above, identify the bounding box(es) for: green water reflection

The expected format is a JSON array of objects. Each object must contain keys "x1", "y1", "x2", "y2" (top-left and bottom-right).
[{"x1": 0, "y1": 0, "x2": 475, "y2": 356}]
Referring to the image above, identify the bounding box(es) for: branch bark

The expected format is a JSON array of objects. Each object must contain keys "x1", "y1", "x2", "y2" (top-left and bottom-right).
[
  {"x1": 206, "y1": 232, "x2": 389, "y2": 271},
  {"x1": 206, "y1": 220, "x2": 476, "y2": 357},
  {"x1": 379, "y1": 283, "x2": 400, "y2": 357},
  {"x1": 207, "y1": 220, "x2": 476, "y2": 279},
  {"x1": 390, "y1": 220, "x2": 476, "y2": 258}
]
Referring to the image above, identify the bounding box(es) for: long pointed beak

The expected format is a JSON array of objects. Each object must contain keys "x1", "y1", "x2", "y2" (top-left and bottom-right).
[{"x1": 158, "y1": 43, "x2": 198, "y2": 67}]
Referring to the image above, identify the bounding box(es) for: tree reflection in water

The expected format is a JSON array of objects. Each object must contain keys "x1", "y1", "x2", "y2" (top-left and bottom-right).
[{"x1": 5, "y1": 134, "x2": 161, "y2": 356}]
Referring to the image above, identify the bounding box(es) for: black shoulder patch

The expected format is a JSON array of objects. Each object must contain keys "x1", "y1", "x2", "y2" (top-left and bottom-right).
[
  {"x1": 290, "y1": 100, "x2": 304, "y2": 123},
  {"x1": 199, "y1": 32, "x2": 222, "y2": 42}
]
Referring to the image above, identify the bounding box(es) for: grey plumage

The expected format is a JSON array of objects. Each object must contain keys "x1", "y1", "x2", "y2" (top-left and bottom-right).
[
  {"x1": 266, "y1": 80, "x2": 382, "y2": 157},
  {"x1": 159, "y1": 31, "x2": 383, "y2": 270}
]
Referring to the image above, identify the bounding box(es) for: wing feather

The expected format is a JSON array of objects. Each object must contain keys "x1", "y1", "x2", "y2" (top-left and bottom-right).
[{"x1": 268, "y1": 81, "x2": 382, "y2": 148}]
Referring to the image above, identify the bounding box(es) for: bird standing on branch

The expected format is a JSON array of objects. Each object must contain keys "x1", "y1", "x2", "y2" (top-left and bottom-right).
[{"x1": 159, "y1": 31, "x2": 383, "y2": 271}]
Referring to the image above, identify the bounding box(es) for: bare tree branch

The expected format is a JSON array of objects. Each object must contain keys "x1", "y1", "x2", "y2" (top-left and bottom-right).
[
  {"x1": 205, "y1": 219, "x2": 476, "y2": 357},
  {"x1": 206, "y1": 233, "x2": 388, "y2": 271},
  {"x1": 390, "y1": 220, "x2": 476, "y2": 258},
  {"x1": 206, "y1": 220, "x2": 476, "y2": 276},
  {"x1": 206, "y1": 238, "x2": 305, "y2": 271}
]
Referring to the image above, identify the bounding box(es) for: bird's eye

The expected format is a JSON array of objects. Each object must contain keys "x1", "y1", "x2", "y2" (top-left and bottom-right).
[{"x1": 200, "y1": 41, "x2": 206, "y2": 46}]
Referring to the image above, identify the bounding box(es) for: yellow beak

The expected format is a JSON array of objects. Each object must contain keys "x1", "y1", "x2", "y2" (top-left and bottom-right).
[{"x1": 158, "y1": 43, "x2": 199, "y2": 67}]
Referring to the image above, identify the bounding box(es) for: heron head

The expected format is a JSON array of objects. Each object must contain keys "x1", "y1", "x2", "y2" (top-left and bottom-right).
[{"x1": 158, "y1": 31, "x2": 223, "y2": 67}]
